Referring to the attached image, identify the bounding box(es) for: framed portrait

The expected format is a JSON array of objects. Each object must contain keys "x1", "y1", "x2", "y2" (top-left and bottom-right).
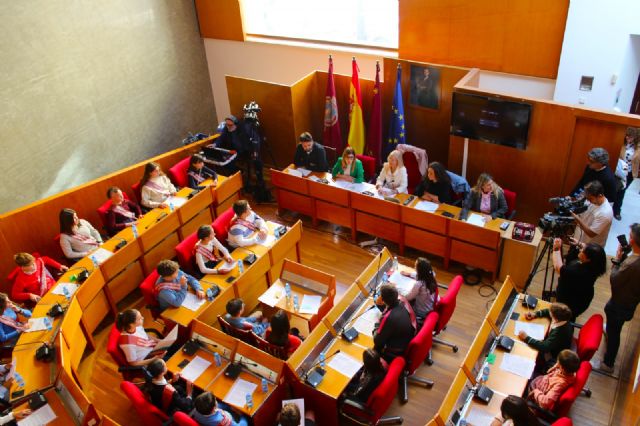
[{"x1": 410, "y1": 64, "x2": 441, "y2": 110}]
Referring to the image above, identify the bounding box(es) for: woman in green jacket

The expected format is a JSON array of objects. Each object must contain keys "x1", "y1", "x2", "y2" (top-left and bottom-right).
[{"x1": 332, "y1": 146, "x2": 364, "y2": 183}]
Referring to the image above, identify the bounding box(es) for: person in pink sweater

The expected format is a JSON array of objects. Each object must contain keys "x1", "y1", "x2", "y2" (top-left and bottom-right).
[{"x1": 527, "y1": 349, "x2": 580, "y2": 411}]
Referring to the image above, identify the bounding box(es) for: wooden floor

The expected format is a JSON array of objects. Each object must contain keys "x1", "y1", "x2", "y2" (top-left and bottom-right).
[{"x1": 77, "y1": 199, "x2": 635, "y2": 426}]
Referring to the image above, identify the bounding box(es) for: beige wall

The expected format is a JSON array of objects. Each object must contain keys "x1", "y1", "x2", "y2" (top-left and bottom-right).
[{"x1": 0, "y1": 0, "x2": 216, "y2": 213}]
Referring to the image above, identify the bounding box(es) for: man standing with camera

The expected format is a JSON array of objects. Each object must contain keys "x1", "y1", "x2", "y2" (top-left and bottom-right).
[
  {"x1": 570, "y1": 180, "x2": 613, "y2": 248},
  {"x1": 600, "y1": 223, "x2": 640, "y2": 373}
]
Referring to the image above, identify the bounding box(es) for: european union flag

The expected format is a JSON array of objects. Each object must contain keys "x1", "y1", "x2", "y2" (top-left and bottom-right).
[{"x1": 385, "y1": 64, "x2": 406, "y2": 157}]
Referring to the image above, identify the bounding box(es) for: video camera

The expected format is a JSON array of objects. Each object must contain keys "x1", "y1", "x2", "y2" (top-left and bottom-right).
[
  {"x1": 548, "y1": 196, "x2": 588, "y2": 216},
  {"x1": 243, "y1": 101, "x2": 261, "y2": 123},
  {"x1": 538, "y1": 196, "x2": 587, "y2": 237}
]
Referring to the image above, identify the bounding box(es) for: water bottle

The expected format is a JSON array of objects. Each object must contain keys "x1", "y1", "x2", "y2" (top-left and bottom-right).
[
  {"x1": 90, "y1": 255, "x2": 99, "y2": 268},
  {"x1": 214, "y1": 352, "x2": 222, "y2": 367},
  {"x1": 245, "y1": 393, "x2": 253, "y2": 409},
  {"x1": 45, "y1": 317, "x2": 52, "y2": 330},
  {"x1": 131, "y1": 223, "x2": 138, "y2": 238},
  {"x1": 393, "y1": 256, "x2": 399, "y2": 271},
  {"x1": 169, "y1": 202, "x2": 175, "y2": 212},
  {"x1": 382, "y1": 272, "x2": 388, "y2": 284},
  {"x1": 481, "y1": 365, "x2": 490, "y2": 383},
  {"x1": 293, "y1": 295, "x2": 299, "y2": 311},
  {"x1": 238, "y1": 259, "x2": 244, "y2": 274},
  {"x1": 15, "y1": 373, "x2": 24, "y2": 388},
  {"x1": 62, "y1": 285, "x2": 71, "y2": 300},
  {"x1": 206, "y1": 288, "x2": 214, "y2": 301},
  {"x1": 261, "y1": 378, "x2": 268, "y2": 393},
  {"x1": 319, "y1": 351, "x2": 326, "y2": 368},
  {"x1": 284, "y1": 283, "x2": 291, "y2": 302}
]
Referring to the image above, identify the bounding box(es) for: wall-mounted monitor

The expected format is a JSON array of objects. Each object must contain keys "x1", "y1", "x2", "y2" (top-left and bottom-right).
[{"x1": 450, "y1": 92, "x2": 532, "y2": 150}]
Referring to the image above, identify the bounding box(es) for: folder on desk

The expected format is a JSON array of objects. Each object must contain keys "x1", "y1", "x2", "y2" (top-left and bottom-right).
[{"x1": 146, "y1": 326, "x2": 178, "y2": 358}]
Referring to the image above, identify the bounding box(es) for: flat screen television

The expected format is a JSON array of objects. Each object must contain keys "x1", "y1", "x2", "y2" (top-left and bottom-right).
[{"x1": 450, "y1": 92, "x2": 532, "y2": 150}]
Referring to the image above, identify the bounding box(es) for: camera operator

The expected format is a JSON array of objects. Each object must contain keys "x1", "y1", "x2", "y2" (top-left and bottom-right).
[
  {"x1": 216, "y1": 115, "x2": 249, "y2": 175},
  {"x1": 570, "y1": 147, "x2": 617, "y2": 204},
  {"x1": 600, "y1": 223, "x2": 640, "y2": 373},
  {"x1": 569, "y1": 180, "x2": 613, "y2": 249}
]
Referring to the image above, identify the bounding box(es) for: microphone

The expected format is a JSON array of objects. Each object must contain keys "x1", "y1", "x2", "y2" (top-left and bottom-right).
[
  {"x1": 225, "y1": 357, "x2": 259, "y2": 379},
  {"x1": 114, "y1": 237, "x2": 127, "y2": 251},
  {"x1": 145, "y1": 212, "x2": 168, "y2": 229},
  {"x1": 340, "y1": 305, "x2": 377, "y2": 342},
  {"x1": 372, "y1": 252, "x2": 384, "y2": 295},
  {"x1": 303, "y1": 349, "x2": 341, "y2": 388}
]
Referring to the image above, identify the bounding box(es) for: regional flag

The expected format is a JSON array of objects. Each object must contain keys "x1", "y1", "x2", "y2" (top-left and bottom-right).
[
  {"x1": 366, "y1": 61, "x2": 382, "y2": 166},
  {"x1": 347, "y1": 57, "x2": 365, "y2": 154},
  {"x1": 386, "y1": 64, "x2": 406, "y2": 157},
  {"x1": 322, "y1": 55, "x2": 342, "y2": 151}
]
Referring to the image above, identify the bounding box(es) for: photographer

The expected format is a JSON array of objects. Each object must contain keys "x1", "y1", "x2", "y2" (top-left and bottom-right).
[
  {"x1": 600, "y1": 223, "x2": 640, "y2": 373},
  {"x1": 552, "y1": 238, "x2": 606, "y2": 321},
  {"x1": 570, "y1": 180, "x2": 613, "y2": 248}
]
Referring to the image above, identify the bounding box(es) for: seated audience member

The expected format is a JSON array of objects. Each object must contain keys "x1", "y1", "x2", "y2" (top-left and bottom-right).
[
  {"x1": 116, "y1": 309, "x2": 165, "y2": 367},
  {"x1": 552, "y1": 238, "x2": 606, "y2": 321},
  {"x1": 414, "y1": 161, "x2": 452, "y2": 204},
  {"x1": 11, "y1": 252, "x2": 67, "y2": 304},
  {"x1": 0, "y1": 293, "x2": 31, "y2": 343},
  {"x1": 227, "y1": 200, "x2": 269, "y2": 248},
  {"x1": 193, "y1": 391, "x2": 249, "y2": 426},
  {"x1": 571, "y1": 147, "x2": 617, "y2": 203},
  {"x1": 343, "y1": 348, "x2": 387, "y2": 403},
  {"x1": 293, "y1": 132, "x2": 328, "y2": 172},
  {"x1": 59, "y1": 208, "x2": 103, "y2": 261},
  {"x1": 140, "y1": 162, "x2": 177, "y2": 210},
  {"x1": 188, "y1": 154, "x2": 218, "y2": 189},
  {"x1": 332, "y1": 146, "x2": 364, "y2": 183},
  {"x1": 278, "y1": 402, "x2": 316, "y2": 426},
  {"x1": 225, "y1": 298, "x2": 269, "y2": 338},
  {"x1": 570, "y1": 180, "x2": 613, "y2": 248},
  {"x1": 375, "y1": 150, "x2": 408, "y2": 195},
  {"x1": 194, "y1": 225, "x2": 233, "y2": 276},
  {"x1": 528, "y1": 350, "x2": 581, "y2": 411},
  {"x1": 265, "y1": 310, "x2": 302, "y2": 356},
  {"x1": 155, "y1": 260, "x2": 204, "y2": 310},
  {"x1": 105, "y1": 186, "x2": 142, "y2": 236},
  {"x1": 518, "y1": 303, "x2": 574, "y2": 372},
  {"x1": 400, "y1": 257, "x2": 438, "y2": 327},
  {"x1": 460, "y1": 173, "x2": 508, "y2": 221},
  {"x1": 146, "y1": 358, "x2": 193, "y2": 415},
  {"x1": 373, "y1": 284, "x2": 415, "y2": 362},
  {"x1": 490, "y1": 395, "x2": 540, "y2": 426}
]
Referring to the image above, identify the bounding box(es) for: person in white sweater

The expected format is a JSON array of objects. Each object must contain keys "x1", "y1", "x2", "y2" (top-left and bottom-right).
[
  {"x1": 227, "y1": 200, "x2": 268, "y2": 248},
  {"x1": 139, "y1": 162, "x2": 177, "y2": 210},
  {"x1": 58, "y1": 208, "x2": 103, "y2": 261},
  {"x1": 376, "y1": 150, "x2": 408, "y2": 195},
  {"x1": 194, "y1": 225, "x2": 233, "y2": 275}
]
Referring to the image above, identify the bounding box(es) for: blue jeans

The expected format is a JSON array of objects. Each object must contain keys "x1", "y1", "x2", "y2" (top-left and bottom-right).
[{"x1": 603, "y1": 300, "x2": 636, "y2": 367}]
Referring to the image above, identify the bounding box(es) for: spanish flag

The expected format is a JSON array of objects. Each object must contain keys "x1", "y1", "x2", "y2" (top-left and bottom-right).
[{"x1": 347, "y1": 57, "x2": 365, "y2": 154}]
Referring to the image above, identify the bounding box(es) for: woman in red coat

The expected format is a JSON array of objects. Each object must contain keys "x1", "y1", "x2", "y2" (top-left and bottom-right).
[{"x1": 10, "y1": 253, "x2": 67, "y2": 303}]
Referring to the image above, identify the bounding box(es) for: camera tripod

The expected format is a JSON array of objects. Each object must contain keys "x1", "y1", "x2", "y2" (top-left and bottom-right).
[{"x1": 522, "y1": 236, "x2": 557, "y2": 302}]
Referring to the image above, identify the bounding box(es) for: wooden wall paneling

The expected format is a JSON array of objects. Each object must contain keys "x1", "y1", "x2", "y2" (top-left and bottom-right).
[
  {"x1": 195, "y1": 0, "x2": 245, "y2": 41},
  {"x1": 141, "y1": 233, "x2": 181, "y2": 276},
  {"x1": 214, "y1": 172, "x2": 243, "y2": 211},
  {"x1": 181, "y1": 208, "x2": 214, "y2": 239},
  {"x1": 398, "y1": 0, "x2": 569, "y2": 79},
  {"x1": 197, "y1": 285, "x2": 237, "y2": 326},
  {"x1": 106, "y1": 261, "x2": 145, "y2": 307},
  {"x1": 290, "y1": 72, "x2": 319, "y2": 146},
  {"x1": 138, "y1": 214, "x2": 181, "y2": 254}
]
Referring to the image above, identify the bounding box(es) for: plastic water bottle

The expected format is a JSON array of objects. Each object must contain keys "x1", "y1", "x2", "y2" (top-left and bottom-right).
[
  {"x1": 131, "y1": 223, "x2": 138, "y2": 238},
  {"x1": 481, "y1": 365, "x2": 490, "y2": 383},
  {"x1": 261, "y1": 378, "x2": 268, "y2": 393},
  {"x1": 393, "y1": 256, "x2": 399, "y2": 271},
  {"x1": 284, "y1": 283, "x2": 291, "y2": 302},
  {"x1": 206, "y1": 288, "x2": 214, "y2": 301},
  {"x1": 238, "y1": 259, "x2": 244, "y2": 274},
  {"x1": 319, "y1": 351, "x2": 326, "y2": 368},
  {"x1": 44, "y1": 317, "x2": 52, "y2": 330},
  {"x1": 90, "y1": 255, "x2": 99, "y2": 269},
  {"x1": 382, "y1": 272, "x2": 388, "y2": 284},
  {"x1": 62, "y1": 285, "x2": 71, "y2": 300},
  {"x1": 15, "y1": 373, "x2": 24, "y2": 388},
  {"x1": 214, "y1": 352, "x2": 222, "y2": 367},
  {"x1": 169, "y1": 202, "x2": 175, "y2": 212},
  {"x1": 245, "y1": 393, "x2": 253, "y2": 409},
  {"x1": 293, "y1": 295, "x2": 299, "y2": 311}
]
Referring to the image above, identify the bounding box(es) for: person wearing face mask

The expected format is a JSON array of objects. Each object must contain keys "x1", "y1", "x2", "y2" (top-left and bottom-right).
[
  {"x1": 460, "y1": 173, "x2": 508, "y2": 221},
  {"x1": 10, "y1": 252, "x2": 68, "y2": 304},
  {"x1": 293, "y1": 132, "x2": 328, "y2": 172}
]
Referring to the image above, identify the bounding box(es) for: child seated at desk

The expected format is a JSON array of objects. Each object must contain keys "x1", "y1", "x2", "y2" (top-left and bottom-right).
[
  {"x1": 194, "y1": 225, "x2": 233, "y2": 276},
  {"x1": 400, "y1": 257, "x2": 438, "y2": 328},
  {"x1": 278, "y1": 402, "x2": 316, "y2": 426},
  {"x1": 11, "y1": 252, "x2": 68, "y2": 304},
  {"x1": 225, "y1": 298, "x2": 269, "y2": 338},
  {"x1": 517, "y1": 303, "x2": 574, "y2": 373},
  {"x1": 490, "y1": 395, "x2": 540, "y2": 426},
  {"x1": 117, "y1": 309, "x2": 165, "y2": 367},
  {"x1": 265, "y1": 310, "x2": 302, "y2": 356},
  {"x1": 227, "y1": 200, "x2": 269, "y2": 248},
  {"x1": 193, "y1": 391, "x2": 249, "y2": 426},
  {"x1": 146, "y1": 358, "x2": 194, "y2": 415},
  {"x1": 0, "y1": 293, "x2": 31, "y2": 344},
  {"x1": 59, "y1": 208, "x2": 103, "y2": 261},
  {"x1": 0, "y1": 408, "x2": 30, "y2": 425},
  {"x1": 342, "y1": 348, "x2": 387, "y2": 403},
  {"x1": 527, "y1": 349, "x2": 580, "y2": 411},
  {"x1": 105, "y1": 186, "x2": 142, "y2": 236},
  {"x1": 140, "y1": 162, "x2": 177, "y2": 210},
  {"x1": 188, "y1": 154, "x2": 218, "y2": 189},
  {"x1": 155, "y1": 260, "x2": 204, "y2": 310}
]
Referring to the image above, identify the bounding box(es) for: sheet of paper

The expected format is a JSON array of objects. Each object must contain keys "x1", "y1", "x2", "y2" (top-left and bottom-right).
[
  {"x1": 333, "y1": 179, "x2": 353, "y2": 190},
  {"x1": 26, "y1": 317, "x2": 51, "y2": 332},
  {"x1": 181, "y1": 292, "x2": 206, "y2": 312},
  {"x1": 353, "y1": 307, "x2": 382, "y2": 337},
  {"x1": 287, "y1": 168, "x2": 303, "y2": 177},
  {"x1": 500, "y1": 353, "x2": 536, "y2": 379},
  {"x1": 224, "y1": 378, "x2": 258, "y2": 408},
  {"x1": 513, "y1": 321, "x2": 546, "y2": 341},
  {"x1": 464, "y1": 407, "x2": 496, "y2": 426},
  {"x1": 389, "y1": 270, "x2": 416, "y2": 296},
  {"x1": 90, "y1": 247, "x2": 113, "y2": 264},
  {"x1": 166, "y1": 196, "x2": 188, "y2": 208},
  {"x1": 296, "y1": 168, "x2": 312, "y2": 177},
  {"x1": 257, "y1": 233, "x2": 276, "y2": 247},
  {"x1": 414, "y1": 200, "x2": 439, "y2": 213},
  {"x1": 308, "y1": 175, "x2": 324, "y2": 183},
  {"x1": 466, "y1": 213, "x2": 486, "y2": 227},
  {"x1": 282, "y1": 399, "x2": 305, "y2": 426},
  {"x1": 17, "y1": 403, "x2": 57, "y2": 426},
  {"x1": 154, "y1": 325, "x2": 178, "y2": 352},
  {"x1": 216, "y1": 260, "x2": 237, "y2": 274},
  {"x1": 51, "y1": 282, "x2": 79, "y2": 297},
  {"x1": 328, "y1": 352, "x2": 363, "y2": 378},
  {"x1": 298, "y1": 295, "x2": 322, "y2": 315},
  {"x1": 258, "y1": 284, "x2": 283, "y2": 307},
  {"x1": 180, "y1": 355, "x2": 211, "y2": 382}
]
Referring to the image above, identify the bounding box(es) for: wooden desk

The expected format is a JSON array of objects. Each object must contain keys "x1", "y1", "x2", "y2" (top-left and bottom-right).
[
  {"x1": 13, "y1": 388, "x2": 79, "y2": 426},
  {"x1": 10, "y1": 342, "x2": 55, "y2": 402}
]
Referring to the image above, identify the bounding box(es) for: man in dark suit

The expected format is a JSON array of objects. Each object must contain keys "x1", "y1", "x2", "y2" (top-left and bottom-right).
[
  {"x1": 373, "y1": 284, "x2": 415, "y2": 362},
  {"x1": 293, "y1": 132, "x2": 328, "y2": 172}
]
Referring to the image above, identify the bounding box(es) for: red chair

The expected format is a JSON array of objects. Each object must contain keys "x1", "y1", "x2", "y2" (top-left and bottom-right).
[
  {"x1": 172, "y1": 412, "x2": 198, "y2": 426},
  {"x1": 339, "y1": 356, "x2": 405, "y2": 425},
  {"x1": 131, "y1": 181, "x2": 143, "y2": 205},
  {"x1": 402, "y1": 152, "x2": 423, "y2": 194},
  {"x1": 400, "y1": 311, "x2": 439, "y2": 403},
  {"x1": 551, "y1": 419, "x2": 573, "y2": 426},
  {"x1": 573, "y1": 313, "x2": 603, "y2": 397},
  {"x1": 427, "y1": 275, "x2": 463, "y2": 364},
  {"x1": 212, "y1": 207, "x2": 235, "y2": 244},
  {"x1": 96, "y1": 191, "x2": 131, "y2": 231},
  {"x1": 140, "y1": 270, "x2": 164, "y2": 321},
  {"x1": 175, "y1": 231, "x2": 199, "y2": 276},
  {"x1": 502, "y1": 188, "x2": 517, "y2": 220},
  {"x1": 107, "y1": 324, "x2": 160, "y2": 381},
  {"x1": 218, "y1": 315, "x2": 257, "y2": 347},
  {"x1": 356, "y1": 154, "x2": 377, "y2": 182},
  {"x1": 254, "y1": 333, "x2": 289, "y2": 360},
  {"x1": 120, "y1": 381, "x2": 169, "y2": 426},
  {"x1": 168, "y1": 157, "x2": 191, "y2": 189}
]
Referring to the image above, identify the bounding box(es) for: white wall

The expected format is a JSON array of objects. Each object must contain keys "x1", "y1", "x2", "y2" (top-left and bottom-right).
[
  {"x1": 554, "y1": 0, "x2": 640, "y2": 111},
  {"x1": 478, "y1": 71, "x2": 556, "y2": 100},
  {"x1": 616, "y1": 35, "x2": 640, "y2": 112},
  {"x1": 203, "y1": 38, "x2": 384, "y2": 122}
]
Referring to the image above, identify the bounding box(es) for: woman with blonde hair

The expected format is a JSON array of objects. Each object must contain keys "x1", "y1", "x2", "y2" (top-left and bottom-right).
[
  {"x1": 461, "y1": 173, "x2": 508, "y2": 220},
  {"x1": 332, "y1": 146, "x2": 364, "y2": 183},
  {"x1": 375, "y1": 150, "x2": 408, "y2": 195}
]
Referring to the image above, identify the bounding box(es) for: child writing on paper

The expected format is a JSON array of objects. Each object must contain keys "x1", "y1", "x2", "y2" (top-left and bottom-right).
[
  {"x1": 146, "y1": 358, "x2": 194, "y2": 415},
  {"x1": 193, "y1": 391, "x2": 249, "y2": 426},
  {"x1": 527, "y1": 350, "x2": 580, "y2": 411},
  {"x1": 194, "y1": 225, "x2": 233, "y2": 276},
  {"x1": 225, "y1": 298, "x2": 269, "y2": 338},
  {"x1": 155, "y1": 260, "x2": 204, "y2": 310}
]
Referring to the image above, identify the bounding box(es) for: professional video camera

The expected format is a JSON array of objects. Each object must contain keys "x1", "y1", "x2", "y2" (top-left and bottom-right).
[
  {"x1": 243, "y1": 101, "x2": 262, "y2": 124},
  {"x1": 537, "y1": 196, "x2": 586, "y2": 237},
  {"x1": 548, "y1": 196, "x2": 588, "y2": 216}
]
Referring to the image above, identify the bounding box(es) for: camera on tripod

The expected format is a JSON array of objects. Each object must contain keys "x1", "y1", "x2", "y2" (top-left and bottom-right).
[
  {"x1": 548, "y1": 196, "x2": 588, "y2": 216},
  {"x1": 538, "y1": 196, "x2": 587, "y2": 237},
  {"x1": 243, "y1": 101, "x2": 261, "y2": 123}
]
